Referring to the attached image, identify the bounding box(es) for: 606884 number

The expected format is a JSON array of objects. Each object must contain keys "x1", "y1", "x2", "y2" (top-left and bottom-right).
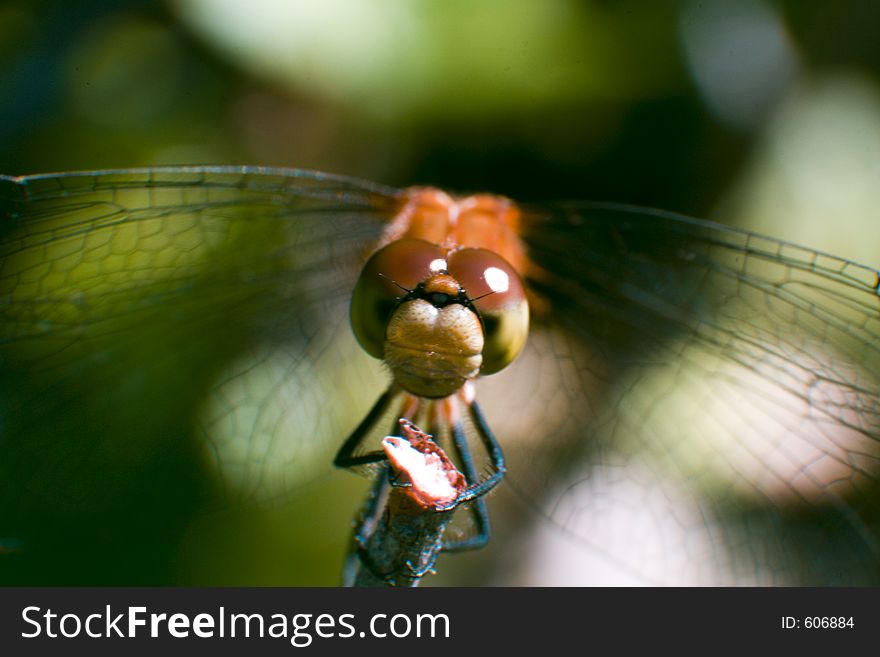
[
  {"x1": 806, "y1": 617, "x2": 853, "y2": 629},
  {"x1": 781, "y1": 617, "x2": 854, "y2": 629}
]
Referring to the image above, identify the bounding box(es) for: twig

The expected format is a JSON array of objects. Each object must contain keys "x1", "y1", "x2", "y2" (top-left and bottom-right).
[{"x1": 347, "y1": 419, "x2": 466, "y2": 587}]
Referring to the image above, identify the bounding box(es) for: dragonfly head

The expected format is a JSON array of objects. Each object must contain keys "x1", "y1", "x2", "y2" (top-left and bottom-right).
[{"x1": 351, "y1": 238, "x2": 529, "y2": 398}]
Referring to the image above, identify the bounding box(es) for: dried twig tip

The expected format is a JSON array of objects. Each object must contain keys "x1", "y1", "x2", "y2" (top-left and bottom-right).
[{"x1": 382, "y1": 419, "x2": 465, "y2": 508}]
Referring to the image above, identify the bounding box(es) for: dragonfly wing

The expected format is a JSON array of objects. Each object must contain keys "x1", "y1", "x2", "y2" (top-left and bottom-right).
[
  {"x1": 0, "y1": 167, "x2": 399, "y2": 580},
  {"x1": 5, "y1": 168, "x2": 878, "y2": 585},
  {"x1": 488, "y1": 202, "x2": 880, "y2": 584}
]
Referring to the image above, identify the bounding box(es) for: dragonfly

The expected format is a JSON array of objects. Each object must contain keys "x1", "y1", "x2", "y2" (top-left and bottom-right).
[{"x1": 1, "y1": 166, "x2": 879, "y2": 585}]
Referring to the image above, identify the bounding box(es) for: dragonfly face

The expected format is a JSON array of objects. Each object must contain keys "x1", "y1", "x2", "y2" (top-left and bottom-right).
[
  {"x1": 1, "y1": 167, "x2": 878, "y2": 585},
  {"x1": 351, "y1": 189, "x2": 529, "y2": 393}
]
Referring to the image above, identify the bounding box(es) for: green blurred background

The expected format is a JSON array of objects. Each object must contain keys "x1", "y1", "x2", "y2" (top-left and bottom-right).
[
  {"x1": 2, "y1": 0, "x2": 880, "y2": 585},
  {"x1": 5, "y1": 0, "x2": 880, "y2": 252}
]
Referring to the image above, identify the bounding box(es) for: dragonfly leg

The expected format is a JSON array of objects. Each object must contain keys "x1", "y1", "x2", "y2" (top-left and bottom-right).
[
  {"x1": 440, "y1": 418, "x2": 491, "y2": 552},
  {"x1": 334, "y1": 386, "x2": 398, "y2": 468},
  {"x1": 342, "y1": 465, "x2": 390, "y2": 586},
  {"x1": 436, "y1": 400, "x2": 506, "y2": 511},
  {"x1": 401, "y1": 556, "x2": 440, "y2": 580}
]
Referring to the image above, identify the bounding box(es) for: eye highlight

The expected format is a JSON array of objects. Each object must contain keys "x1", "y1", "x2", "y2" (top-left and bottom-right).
[
  {"x1": 483, "y1": 266, "x2": 510, "y2": 294},
  {"x1": 350, "y1": 239, "x2": 446, "y2": 358},
  {"x1": 447, "y1": 248, "x2": 529, "y2": 375}
]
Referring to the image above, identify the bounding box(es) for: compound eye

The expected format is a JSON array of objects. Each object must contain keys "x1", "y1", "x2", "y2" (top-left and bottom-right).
[
  {"x1": 447, "y1": 248, "x2": 529, "y2": 374},
  {"x1": 350, "y1": 239, "x2": 447, "y2": 358}
]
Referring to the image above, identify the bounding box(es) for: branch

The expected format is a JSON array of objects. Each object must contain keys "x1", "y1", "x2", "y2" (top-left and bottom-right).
[{"x1": 350, "y1": 420, "x2": 466, "y2": 587}]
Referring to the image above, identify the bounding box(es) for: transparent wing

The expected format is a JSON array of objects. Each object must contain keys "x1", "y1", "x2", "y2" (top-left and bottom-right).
[
  {"x1": 3, "y1": 168, "x2": 879, "y2": 585},
  {"x1": 0, "y1": 167, "x2": 400, "y2": 582},
  {"x1": 482, "y1": 202, "x2": 880, "y2": 585}
]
